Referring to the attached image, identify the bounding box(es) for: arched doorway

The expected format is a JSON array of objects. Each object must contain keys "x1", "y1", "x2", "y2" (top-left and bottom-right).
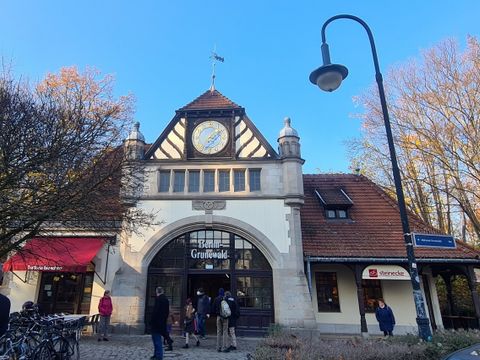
[{"x1": 145, "y1": 229, "x2": 273, "y2": 336}]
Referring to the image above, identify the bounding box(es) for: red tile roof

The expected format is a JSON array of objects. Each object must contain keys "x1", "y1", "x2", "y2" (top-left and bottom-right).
[
  {"x1": 179, "y1": 89, "x2": 242, "y2": 111},
  {"x1": 301, "y1": 174, "x2": 480, "y2": 260}
]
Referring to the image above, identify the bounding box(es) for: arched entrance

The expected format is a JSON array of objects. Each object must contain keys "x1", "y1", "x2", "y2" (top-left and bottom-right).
[{"x1": 145, "y1": 229, "x2": 273, "y2": 336}]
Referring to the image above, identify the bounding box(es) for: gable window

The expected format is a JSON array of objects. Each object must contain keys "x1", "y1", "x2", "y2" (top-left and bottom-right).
[
  {"x1": 362, "y1": 280, "x2": 383, "y2": 313},
  {"x1": 218, "y1": 170, "x2": 230, "y2": 192},
  {"x1": 325, "y1": 209, "x2": 349, "y2": 219},
  {"x1": 234, "y1": 170, "x2": 245, "y2": 192},
  {"x1": 315, "y1": 272, "x2": 340, "y2": 312},
  {"x1": 173, "y1": 171, "x2": 185, "y2": 192},
  {"x1": 188, "y1": 171, "x2": 200, "y2": 192},
  {"x1": 159, "y1": 171, "x2": 170, "y2": 192},
  {"x1": 204, "y1": 171, "x2": 215, "y2": 192},
  {"x1": 249, "y1": 169, "x2": 261, "y2": 192}
]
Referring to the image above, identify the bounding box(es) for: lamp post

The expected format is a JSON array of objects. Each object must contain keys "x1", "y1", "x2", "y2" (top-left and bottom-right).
[{"x1": 309, "y1": 14, "x2": 432, "y2": 341}]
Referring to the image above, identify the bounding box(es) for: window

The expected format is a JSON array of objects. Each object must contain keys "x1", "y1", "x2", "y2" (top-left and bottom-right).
[
  {"x1": 249, "y1": 169, "x2": 261, "y2": 191},
  {"x1": 362, "y1": 280, "x2": 383, "y2": 312},
  {"x1": 188, "y1": 171, "x2": 200, "y2": 192},
  {"x1": 236, "y1": 276, "x2": 272, "y2": 309},
  {"x1": 159, "y1": 171, "x2": 170, "y2": 192},
  {"x1": 173, "y1": 171, "x2": 185, "y2": 192},
  {"x1": 218, "y1": 170, "x2": 230, "y2": 192},
  {"x1": 315, "y1": 272, "x2": 340, "y2": 312},
  {"x1": 235, "y1": 237, "x2": 270, "y2": 270},
  {"x1": 326, "y1": 210, "x2": 336, "y2": 219},
  {"x1": 234, "y1": 170, "x2": 245, "y2": 192},
  {"x1": 325, "y1": 209, "x2": 348, "y2": 219},
  {"x1": 203, "y1": 171, "x2": 215, "y2": 192}
]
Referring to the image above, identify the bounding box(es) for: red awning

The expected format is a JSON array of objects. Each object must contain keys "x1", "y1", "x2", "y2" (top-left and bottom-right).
[{"x1": 2, "y1": 237, "x2": 105, "y2": 272}]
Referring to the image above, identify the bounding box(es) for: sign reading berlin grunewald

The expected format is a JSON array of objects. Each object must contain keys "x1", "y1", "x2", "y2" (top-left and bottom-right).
[{"x1": 413, "y1": 233, "x2": 456, "y2": 249}]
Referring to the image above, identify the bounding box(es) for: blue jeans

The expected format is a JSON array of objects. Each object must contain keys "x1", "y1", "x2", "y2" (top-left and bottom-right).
[
  {"x1": 151, "y1": 333, "x2": 163, "y2": 359},
  {"x1": 197, "y1": 314, "x2": 206, "y2": 336}
]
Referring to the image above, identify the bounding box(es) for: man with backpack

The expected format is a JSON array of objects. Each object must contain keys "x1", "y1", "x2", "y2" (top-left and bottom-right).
[
  {"x1": 224, "y1": 291, "x2": 240, "y2": 351},
  {"x1": 212, "y1": 287, "x2": 230, "y2": 353}
]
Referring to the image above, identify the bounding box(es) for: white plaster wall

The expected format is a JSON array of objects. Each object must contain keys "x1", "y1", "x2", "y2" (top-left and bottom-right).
[
  {"x1": 88, "y1": 243, "x2": 122, "y2": 315},
  {"x1": 127, "y1": 199, "x2": 291, "y2": 253},
  {"x1": 1, "y1": 272, "x2": 39, "y2": 312},
  {"x1": 311, "y1": 264, "x2": 423, "y2": 334}
]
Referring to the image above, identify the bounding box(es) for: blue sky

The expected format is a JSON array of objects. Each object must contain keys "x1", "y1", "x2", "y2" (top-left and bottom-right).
[{"x1": 1, "y1": 1, "x2": 478, "y2": 173}]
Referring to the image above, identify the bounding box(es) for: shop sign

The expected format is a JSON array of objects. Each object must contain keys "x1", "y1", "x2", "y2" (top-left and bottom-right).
[
  {"x1": 27, "y1": 265, "x2": 63, "y2": 271},
  {"x1": 362, "y1": 265, "x2": 410, "y2": 280},
  {"x1": 190, "y1": 239, "x2": 229, "y2": 260},
  {"x1": 413, "y1": 233, "x2": 456, "y2": 249}
]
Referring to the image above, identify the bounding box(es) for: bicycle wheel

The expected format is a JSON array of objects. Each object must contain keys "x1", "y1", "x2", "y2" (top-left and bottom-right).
[{"x1": 32, "y1": 342, "x2": 55, "y2": 360}]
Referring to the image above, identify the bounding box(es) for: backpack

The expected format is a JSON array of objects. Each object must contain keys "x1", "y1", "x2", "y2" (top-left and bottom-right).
[{"x1": 220, "y1": 299, "x2": 231, "y2": 318}]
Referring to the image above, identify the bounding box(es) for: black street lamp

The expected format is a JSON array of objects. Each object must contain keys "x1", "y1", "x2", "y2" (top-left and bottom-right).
[{"x1": 309, "y1": 14, "x2": 433, "y2": 341}]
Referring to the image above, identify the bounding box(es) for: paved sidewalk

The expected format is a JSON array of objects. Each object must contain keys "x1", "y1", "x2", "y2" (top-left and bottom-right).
[{"x1": 79, "y1": 335, "x2": 260, "y2": 360}]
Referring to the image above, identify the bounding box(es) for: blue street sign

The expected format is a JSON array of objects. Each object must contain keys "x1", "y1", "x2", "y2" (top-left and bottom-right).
[{"x1": 413, "y1": 233, "x2": 456, "y2": 249}]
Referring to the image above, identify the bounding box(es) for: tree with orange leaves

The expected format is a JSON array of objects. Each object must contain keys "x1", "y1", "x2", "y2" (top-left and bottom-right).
[
  {"x1": 350, "y1": 36, "x2": 480, "y2": 243},
  {"x1": 0, "y1": 66, "x2": 153, "y2": 258}
]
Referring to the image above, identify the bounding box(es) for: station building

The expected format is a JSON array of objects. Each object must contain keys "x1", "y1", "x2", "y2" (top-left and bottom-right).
[{"x1": 2, "y1": 88, "x2": 480, "y2": 336}]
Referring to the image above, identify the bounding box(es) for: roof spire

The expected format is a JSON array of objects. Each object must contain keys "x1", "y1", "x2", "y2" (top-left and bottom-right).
[{"x1": 210, "y1": 45, "x2": 224, "y2": 91}]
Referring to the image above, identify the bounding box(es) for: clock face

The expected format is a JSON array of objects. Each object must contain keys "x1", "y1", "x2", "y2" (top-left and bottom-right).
[{"x1": 192, "y1": 121, "x2": 229, "y2": 154}]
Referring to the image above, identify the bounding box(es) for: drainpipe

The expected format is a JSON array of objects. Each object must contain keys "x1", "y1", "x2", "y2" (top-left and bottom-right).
[{"x1": 306, "y1": 256, "x2": 313, "y2": 298}]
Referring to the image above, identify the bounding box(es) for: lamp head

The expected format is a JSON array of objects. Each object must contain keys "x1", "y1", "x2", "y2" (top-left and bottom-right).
[{"x1": 309, "y1": 63, "x2": 348, "y2": 92}]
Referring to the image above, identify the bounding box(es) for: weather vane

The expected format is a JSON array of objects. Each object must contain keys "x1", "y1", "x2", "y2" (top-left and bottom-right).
[{"x1": 210, "y1": 45, "x2": 224, "y2": 91}]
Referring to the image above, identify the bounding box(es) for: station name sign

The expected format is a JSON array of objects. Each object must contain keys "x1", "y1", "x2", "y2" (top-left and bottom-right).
[
  {"x1": 190, "y1": 239, "x2": 229, "y2": 260},
  {"x1": 413, "y1": 233, "x2": 456, "y2": 249}
]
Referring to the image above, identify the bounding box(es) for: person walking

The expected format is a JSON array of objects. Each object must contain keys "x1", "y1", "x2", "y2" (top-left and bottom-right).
[
  {"x1": 212, "y1": 288, "x2": 230, "y2": 353},
  {"x1": 150, "y1": 287, "x2": 170, "y2": 360},
  {"x1": 195, "y1": 288, "x2": 210, "y2": 339},
  {"x1": 98, "y1": 290, "x2": 113, "y2": 341},
  {"x1": 0, "y1": 293, "x2": 11, "y2": 337},
  {"x1": 182, "y1": 298, "x2": 200, "y2": 348},
  {"x1": 375, "y1": 298, "x2": 396, "y2": 336},
  {"x1": 224, "y1": 291, "x2": 240, "y2": 351}
]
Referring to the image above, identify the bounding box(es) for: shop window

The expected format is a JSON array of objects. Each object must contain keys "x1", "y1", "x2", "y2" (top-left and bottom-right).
[
  {"x1": 204, "y1": 171, "x2": 215, "y2": 192},
  {"x1": 362, "y1": 280, "x2": 383, "y2": 312},
  {"x1": 218, "y1": 170, "x2": 230, "y2": 192},
  {"x1": 173, "y1": 171, "x2": 185, "y2": 192},
  {"x1": 249, "y1": 169, "x2": 261, "y2": 191},
  {"x1": 236, "y1": 276, "x2": 272, "y2": 309},
  {"x1": 188, "y1": 171, "x2": 200, "y2": 192},
  {"x1": 234, "y1": 170, "x2": 245, "y2": 192},
  {"x1": 315, "y1": 272, "x2": 340, "y2": 312},
  {"x1": 159, "y1": 171, "x2": 170, "y2": 192}
]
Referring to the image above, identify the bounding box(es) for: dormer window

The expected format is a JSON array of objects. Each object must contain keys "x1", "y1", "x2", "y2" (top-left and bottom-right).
[{"x1": 315, "y1": 188, "x2": 353, "y2": 220}]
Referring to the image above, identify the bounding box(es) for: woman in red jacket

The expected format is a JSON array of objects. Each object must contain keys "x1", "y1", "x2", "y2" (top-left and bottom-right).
[{"x1": 98, "y1": 290, "x2": 113, "y2": 341}]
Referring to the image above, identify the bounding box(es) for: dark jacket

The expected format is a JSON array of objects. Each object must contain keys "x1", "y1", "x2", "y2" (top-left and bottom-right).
[
  {"x1": 226, "y1": 296, "x2": 240, "y2": 328},
  {"x1": 0, "y1": 294, "x2": 10, "y2": 336},
  {"x1": 211, "y1": 295, "x2": 223, "y2": 317},
  {"x1": 150, "y1": 294, "x2": 169, "y2": 333},
  {"x1": 375, "y1": 305, "x2": 395, "y2": 332},
  {"x1": 197, "y1": 294, "x2": 210, "y2": 316}
]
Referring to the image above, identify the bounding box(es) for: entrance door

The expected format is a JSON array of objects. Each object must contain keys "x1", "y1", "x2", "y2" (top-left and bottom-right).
[
  {"x1": 188, "y1": 273, "x2": 230, "y2": 334},
  {"x1": 37, "y1": 272, "x2": 94, "y2": 314},
  {"x1": 147, "y1": 230, "x2": 274, "y2": 336}
]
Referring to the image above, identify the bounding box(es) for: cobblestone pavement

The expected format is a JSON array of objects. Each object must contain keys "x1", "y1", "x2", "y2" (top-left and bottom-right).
[{"x1": 79, "y1": 335, "x2": 260, "y2": 360}]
